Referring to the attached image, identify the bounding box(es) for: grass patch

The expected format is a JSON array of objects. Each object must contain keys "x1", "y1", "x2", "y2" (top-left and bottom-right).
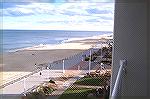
[
  {"x1": 74, "y1": 76, "x2": 106, "y2": 86},
  {"x1": 58, "y1": 76, "x2": 109, "y2": 99},
  {"x1": 58, "y1": 75, "x2": 110, "y2": 99},
  {"x1": 58, "y1": 86, "x2": 95, "y2": 99}
]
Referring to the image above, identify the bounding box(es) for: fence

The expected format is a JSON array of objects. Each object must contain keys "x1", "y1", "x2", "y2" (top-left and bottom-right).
[
  {"x1": 48, "y1": 48, "x2": 98, "y2": 70},
  {"x1": 45, "y1": 39, "x2": 113, "y2": 71},
  {"x1": 1, "y1": 39, "x2": 113, "y2": 96},
  {"x1": 0, "y1": 69, "x2": 41, "y2": 89}
]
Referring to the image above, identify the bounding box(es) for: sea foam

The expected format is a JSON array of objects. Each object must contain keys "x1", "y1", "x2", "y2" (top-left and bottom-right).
[{"x1": 16, "y1": 33, "x2": 113, "y2": 51}]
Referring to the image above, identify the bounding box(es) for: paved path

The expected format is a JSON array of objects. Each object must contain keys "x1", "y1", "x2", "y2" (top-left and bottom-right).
[
  {"x1": 0, "y1": 70, "x2": 63, "y2": 94},
  {"x1": 47, "y1": 71, "x2": 87, "y2": 99},
  {"x1": 49, "y1": 77, "x2": 78, "y2": 96},
  {"x1": 0, "y1": 70, "x2": 89, "y2": 99},
  {"x1": 73, "y1": 84, "x2": 103, "y2": 89}
]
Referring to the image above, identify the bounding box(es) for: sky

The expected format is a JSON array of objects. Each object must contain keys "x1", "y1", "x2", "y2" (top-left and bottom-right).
[{"x1": 1, "y1": 0, "x2": 114, "y2": 31}]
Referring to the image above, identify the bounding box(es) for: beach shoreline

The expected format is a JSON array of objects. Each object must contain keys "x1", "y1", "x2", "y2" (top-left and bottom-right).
[
  {"x1": 13, "y1": 33, "x2": 112, "y2": 52},
  {"x1": 1, "y1": 34, "x2": 112, "y2": 87},
  {"x1": 1, "y1": 33, "x2": 112, "y2": 72}
]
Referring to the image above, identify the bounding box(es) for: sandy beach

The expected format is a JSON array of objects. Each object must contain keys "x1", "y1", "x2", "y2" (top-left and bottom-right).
[
  {"x1": 1, "y1": 49, "x2": 84, "y2": 72},
  {"x1": 0, "y1": 49, "x2": 84, "y2": 86},
  {"x1": 0, "y1": 34, "x2": 112, "y2": 87},
  {"x1": 1, "y1": 34, "x2": 112, "y2": 72}
]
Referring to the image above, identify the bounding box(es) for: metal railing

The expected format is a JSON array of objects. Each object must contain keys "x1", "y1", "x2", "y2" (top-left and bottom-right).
[
  {"x1": 1, "y1": 39, "x2": 113, "y2": 96},
  {"x1": 111, "y1": 60, "x2": 127, "y2": 99},
  {"x1": 0, "y1": 69, "x2": 41, "y2": 89}
]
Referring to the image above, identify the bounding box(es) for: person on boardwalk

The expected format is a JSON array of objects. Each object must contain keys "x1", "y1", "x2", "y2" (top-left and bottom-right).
[{"x1": 40, "y1": 72, "x2": 42, "y2": 75}]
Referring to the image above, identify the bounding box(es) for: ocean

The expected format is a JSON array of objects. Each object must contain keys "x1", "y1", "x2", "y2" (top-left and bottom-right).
[{"x1": 1, "y1": 30, "x2": 112, "y2": 52}]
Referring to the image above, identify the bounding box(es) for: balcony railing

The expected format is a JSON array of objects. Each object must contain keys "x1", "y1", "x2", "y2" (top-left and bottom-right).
[{"x1": 111, "y1": 60, "x2": 127, "y2": 99}]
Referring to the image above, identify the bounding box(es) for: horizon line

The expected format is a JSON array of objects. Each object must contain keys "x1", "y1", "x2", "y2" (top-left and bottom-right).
[{"x1": 0, "y1": 29, "x2": 113, "y2": 32}]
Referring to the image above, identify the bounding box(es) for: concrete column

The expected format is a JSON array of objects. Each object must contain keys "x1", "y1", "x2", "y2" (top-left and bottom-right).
[
  {"x1": 148, "y1": 0, "x2": 150, "y2": 97},
  {"x1": 111, "y1": 0, "x2": 149, "y2": 98}
]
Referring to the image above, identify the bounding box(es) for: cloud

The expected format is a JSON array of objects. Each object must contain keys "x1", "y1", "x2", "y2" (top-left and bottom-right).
[
  {"x1": 3, "y1": 7, "x2": 34, "y2": 16},
  {"x1": 86, "y1": 19, "x2": 99, "y2": 22},
  {"x1": 100, "y1": 16, "x2": 113, "y2": 20},
  {"x1": 86, "y1": 8, "x2": 111, "y2": 14},
  {"x1": 2, "y1": 2, "x2": 114, "y2": 17},
  {"x1": 2, "y1": 0, "x2": 114, "y2": 3},
  {"x1": 2, "y1": 2, "x2": 114, "y2": 31},
  {"x1": 2, "y1": 3, "x2": 56, "y2": 16}
]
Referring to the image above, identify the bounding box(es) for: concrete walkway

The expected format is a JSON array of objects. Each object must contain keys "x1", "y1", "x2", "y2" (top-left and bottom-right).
[
  {"x1": 47, "y1": 77, "x2": 79, "y2": 99},
  {"x1": 47, "y1": 71, "x2": 86, "y2": 99},
  {"x1": 0, "y1": 70, "x2": 63, "y2": 94},
  {"x1": 0, "y1": 70, "x2": 88, "y2": 99},
  {"x1": 73, "y1": 84, "x2": 103, "y2": 89}
]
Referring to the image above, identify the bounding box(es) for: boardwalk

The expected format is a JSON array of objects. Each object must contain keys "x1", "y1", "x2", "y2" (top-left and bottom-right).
[
  {"x1": 0, "y1": 70, "x2": 87, "y2": 99},
  {"x1": 1, "y1": 70, "x2": 63, "y2": 94}
]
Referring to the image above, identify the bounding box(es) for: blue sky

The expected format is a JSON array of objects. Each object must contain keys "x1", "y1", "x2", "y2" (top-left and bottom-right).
[{"x1": 1, "y1": 0, "x2": 114, "y2": 31}]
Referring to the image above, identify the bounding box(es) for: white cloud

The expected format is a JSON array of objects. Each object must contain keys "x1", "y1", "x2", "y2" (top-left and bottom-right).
[{"x1": 2, "y1": 2, "x2": 114, "y2": 31}]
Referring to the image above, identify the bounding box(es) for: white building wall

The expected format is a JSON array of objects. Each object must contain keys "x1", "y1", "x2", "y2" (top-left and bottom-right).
[{"x1": 111, "y1": 0, "x2": 149, "y2": 98}]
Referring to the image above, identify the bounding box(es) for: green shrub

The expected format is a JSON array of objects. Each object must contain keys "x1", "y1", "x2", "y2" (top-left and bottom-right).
[
  {"x1": 101, "y1": 60, "x2": 111, "y2": 64},
  {"x1": 25, "y1": 92, "x2": 46, "y2": 99},
  {"x1": 84, "y1": 57, "x2": 90, "y2": 61},
  {"x1": 43, "y1": 86, "x2": 53, "y2": 95},
  {"x1": 37, "y1": 86, "x2": 54, "y2": 95},
  {"x1": 49, "y1": 80, "x2": 55, "y2": 84}
]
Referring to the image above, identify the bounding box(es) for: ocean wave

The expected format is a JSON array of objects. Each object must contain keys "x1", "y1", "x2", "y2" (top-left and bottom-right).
[
  {"x1": 13, "y1": 33, "x2": 113, "y2": 51},
  {"x1": 62, "y1": 33, "x2": 113, "y2": 43}
]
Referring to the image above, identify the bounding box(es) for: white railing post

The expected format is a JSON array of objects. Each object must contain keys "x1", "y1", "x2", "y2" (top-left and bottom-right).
[
  {"x1": 101, "y1": 42, "x2": 103, "y2": 57},
  {"x1": 111, "y1": 60, "x2": 127, "y2": 99},
  {"x1": 88, "y1": 49, "x2": 92, "y2": 74},
  {"x1": 78, "y1": 65, "x2": 80, "y2": 71},
  {"x1": 63, "y1": 59, "x2": 65, "y2": 73},
  {"x1": 49, "y1": 64, "x2": 51, "y2": 79},
  {"x1": 23, "y1": 77, "x2": 26, "y2": 96}
]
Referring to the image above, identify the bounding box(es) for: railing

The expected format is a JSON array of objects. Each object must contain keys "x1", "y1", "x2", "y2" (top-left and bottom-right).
[
  {"x1": 21, "y1": 85, "x2": 39, "y2": 96},
  {"x1": 1, "y1": 40, "x2": 112, "y2": 95},
  {"x1": 0, "y1": 69, "x2": 41, "y2": 89},
  {"x1": 111, "y1": 60, "x2": 127, "y2": 99},
  {"x1": 0, "y1": 49, "x2": 93, "y2": 89}
]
